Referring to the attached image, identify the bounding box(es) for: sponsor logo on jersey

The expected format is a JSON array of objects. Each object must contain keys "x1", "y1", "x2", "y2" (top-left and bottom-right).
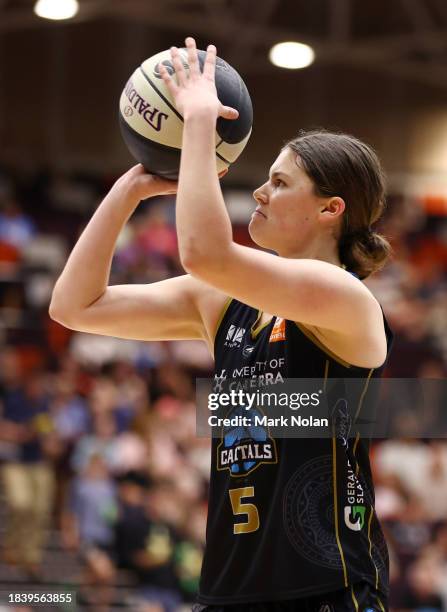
[
  {"x1": 242, "y1": 344, "x2": 255, "y2": 358},
  {"x1": 344, "y1": 504, "x2": 366, "y2": 531},
  {"x1": 344, "y1": 451, "x2": 366, "y2": 531},
  {"x1": 217, "y1": 406, "x2": 277, "y2": 476},
  {"x1": 331, "y1": 398, "x2": 352, "y2": 448},
  {"x1": 213, "y1": 369, "x2": 227, "y2": 392},
  {"x1": 364, "y1": 608, "x2": 376, "y2": 612},
  {"x1": 269, "y1": 317, "x2": 285, "y2": 342},
  {"x1": 224, "y1": 324, "x2": 246, "y2": 348},
  {"x1": 318, "y1": 604, "x2": 334, "y2": 612}
]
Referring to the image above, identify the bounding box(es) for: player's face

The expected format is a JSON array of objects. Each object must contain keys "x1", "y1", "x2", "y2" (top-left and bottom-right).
[{"x1": 250, "y1": 148, "x2": 327, "y2": 256}]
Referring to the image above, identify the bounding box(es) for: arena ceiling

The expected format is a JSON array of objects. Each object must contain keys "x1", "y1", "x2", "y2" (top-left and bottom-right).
[
  {"x1": 3, "y1": 0, "x2": 447, "y2": 182},
  {"x1": 2, "y1": 0, "x2": 447, "y2": 91}
]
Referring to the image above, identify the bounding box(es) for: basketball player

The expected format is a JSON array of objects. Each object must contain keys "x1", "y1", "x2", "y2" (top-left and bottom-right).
[{"x1": 50, "y1": 38, "x2": 393, "y2": 612}]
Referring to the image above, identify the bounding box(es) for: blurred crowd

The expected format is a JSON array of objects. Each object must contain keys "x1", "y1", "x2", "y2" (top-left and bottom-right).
[{"x1": 0, "y1": 165, "x2": 446, "y2": 611}]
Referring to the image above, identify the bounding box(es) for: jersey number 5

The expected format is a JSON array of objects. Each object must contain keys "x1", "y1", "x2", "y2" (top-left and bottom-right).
[{"x1": 229, "y1": 487, "x2": 260, "y2": 534}]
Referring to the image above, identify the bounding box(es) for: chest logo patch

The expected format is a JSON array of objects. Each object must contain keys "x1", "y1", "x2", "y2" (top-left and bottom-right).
[
  {"x1": 217, "y1": 406, "x2": 278, "y2": 477},
  {"x1": 242, "y1": 344, "x2": 255, "y2": 358},
  {"x1": 225, "y1": 324, "x2": 246, "y2": 348},
  {"x1": 269, "y1": 317, "x2": 285, "y2": 343}
]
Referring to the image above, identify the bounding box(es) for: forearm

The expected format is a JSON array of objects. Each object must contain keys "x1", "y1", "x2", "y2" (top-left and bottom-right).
[
  {"x1": 176, "y1": 112, "x2": 233, "y2": 268},
  {"x1": 50, "y1": 181, "x2": 139, "y2": 316}
]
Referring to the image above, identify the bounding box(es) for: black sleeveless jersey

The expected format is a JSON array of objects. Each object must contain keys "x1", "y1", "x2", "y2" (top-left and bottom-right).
[{"x1": 197, "y1": 298, "x2": 394, "y2": 605}]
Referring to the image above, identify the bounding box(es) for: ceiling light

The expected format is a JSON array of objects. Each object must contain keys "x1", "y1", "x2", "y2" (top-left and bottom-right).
[
  {"x1": 269, "y1": 42, "x2": 315, "y2": 70},
  {"x1": 34, "y1": 0, "x2": 79, "y2": 20}
]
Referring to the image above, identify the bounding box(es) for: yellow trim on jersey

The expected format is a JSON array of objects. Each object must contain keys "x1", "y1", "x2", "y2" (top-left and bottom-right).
[
  {"x1": 353, "y1": 432, "x2": 361, "y2": 477},
  {"x1": 354, "y1": 368, "x2": 374, "y2": 420},
  {"x1": 213, "y1": 296, "x2": 233, "y2": 346},
  {"x1": 323, "y1": 359, "x2": 329, "y2": 392},
  {"x1": 376, "y1": 595, "x2": 386, "y2": 612},
  {"x1": 294, "y1": 322, "x2": 352, "y2": 368},
  {"x1": 332, "y1": 435, "x2": 348, "y2": 587},
  {"x1": 251, "y1": 311, "x2": 274, "y2": 339},
  {"x1": 353, "y1": 369, "x2": 374, "y2": 476},
  {"x1": 353, "y1": 432, "x2": 360, "y2": 456},
  {"x1": 367, "y1": 504, "x2": 380, "y2": 590},
  {"x1": 350, "y1": 585, "x2": 359, "y2": 612}
]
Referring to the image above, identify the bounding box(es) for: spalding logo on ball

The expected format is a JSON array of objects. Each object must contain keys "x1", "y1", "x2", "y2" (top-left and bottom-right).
[{"x1": 119, "y1": 48, "x2": 253, "y2": 179}]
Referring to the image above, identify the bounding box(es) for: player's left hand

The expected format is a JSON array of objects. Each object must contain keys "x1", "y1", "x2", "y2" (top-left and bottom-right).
[{"x1": 159, "y1": 37, "x2": 239, "y2": 122}]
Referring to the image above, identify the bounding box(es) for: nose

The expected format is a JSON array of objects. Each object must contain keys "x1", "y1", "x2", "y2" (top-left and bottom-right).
[{"x1": 253, "y1": 183, "x2": 268, "y2": 206}]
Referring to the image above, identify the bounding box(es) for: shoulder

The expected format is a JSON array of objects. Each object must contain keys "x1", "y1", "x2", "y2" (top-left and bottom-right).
[{"x1": 300, "y1": 289, "x2": 388, "y2": 369}]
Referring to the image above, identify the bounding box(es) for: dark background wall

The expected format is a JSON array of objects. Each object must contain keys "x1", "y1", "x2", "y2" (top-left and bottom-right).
[{"x1": 2, "y1": 0, "x2": 447, "y2": 189}]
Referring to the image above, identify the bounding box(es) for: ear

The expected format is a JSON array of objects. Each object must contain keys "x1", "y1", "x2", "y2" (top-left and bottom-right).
[{"x1": 320, "y1": 196, "x2": 345, "y2": 219}]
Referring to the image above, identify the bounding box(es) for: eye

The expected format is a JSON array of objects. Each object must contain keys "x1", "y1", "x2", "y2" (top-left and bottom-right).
[{"x1": 274, "y1": 179, "x2": 285, "y2": 188}]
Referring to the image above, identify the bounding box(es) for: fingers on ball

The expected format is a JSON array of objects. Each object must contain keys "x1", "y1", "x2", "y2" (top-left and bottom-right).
[
  {"x1": 185, "y1": 40, "x2": 200, "y2": 75},
  {"x1": 170, "y1": 47, "x2": 187, "y2": 84},
  {"x1": 159, "y1": 63, "x2": 175, "y2": 90}
]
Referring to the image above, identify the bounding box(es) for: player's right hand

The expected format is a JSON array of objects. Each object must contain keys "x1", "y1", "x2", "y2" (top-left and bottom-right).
[
  {"x1": 112, "y1": 164, "x2": 228, "y2": 203},
  {"x1": 112, "y1": 164, "x2": 178, "y2": 202}
]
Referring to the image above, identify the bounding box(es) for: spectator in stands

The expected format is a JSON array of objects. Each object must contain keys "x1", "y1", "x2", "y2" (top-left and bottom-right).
[
  {"x1": 50, "y1": 370, "x2": 91, "y2": 525},
  {"x1": 71, "y1": 411, "x2": 119, "y2": 474},
  {"x1": 51, "y1": 373, "x2": 90, "y2": 443},
  {"x1": 0, "y1": 197, "x2": 36, "y2": 250},
  {"x1": 375, "y1": 439, "x2": 447, "y2": 520},
  {"x1": 401, "y1": 551, "x2": 444, "y2": 611},
  {"x1": 62, "y1": 453, "x2": 117, "y2": 610},
  {"x1": 0, "y1": 356, "x2": 57, "y2": 578},
  {"x1": 114, "y1": 474, "x2": 181, "y2": 612},
  {"x1": 174, "y1": 504, "x2": 206, "y2": 603},
  {"x1": 103, "y1": 359, "x2": 149, "y2": 432}
]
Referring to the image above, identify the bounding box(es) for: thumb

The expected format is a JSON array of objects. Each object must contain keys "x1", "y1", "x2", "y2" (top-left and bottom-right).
[{"x1": 219, "y1": 105, "x2": 239, "y2": 120}]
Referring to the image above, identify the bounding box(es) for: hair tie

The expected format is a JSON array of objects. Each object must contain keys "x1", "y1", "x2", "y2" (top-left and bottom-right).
[{"x1": 344, "y1": 227, "x2": 373, "y2": 243}]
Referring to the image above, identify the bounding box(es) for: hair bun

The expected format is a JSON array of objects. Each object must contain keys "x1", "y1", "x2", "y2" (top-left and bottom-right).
[
  {"x1": 340, "y1": 228, "x2": 371, "y2": 247},
  {"x1": 362, "y1": 230, "x2": 385, "y2": 251},
  {"x1": 340, "y1": 228, "x2": 392, "y2": 279},
  {"x1": 359, "y1": 228, "x2": 375, "y2": 246}
]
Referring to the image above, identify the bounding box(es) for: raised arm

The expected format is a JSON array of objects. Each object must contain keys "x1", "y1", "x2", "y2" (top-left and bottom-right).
[
  {"x1": 49, "y1": 165, "x2": 228, "y2": 351},
  {"x1": 157, "y1": 38, "x2": 387, "y2": 366}
]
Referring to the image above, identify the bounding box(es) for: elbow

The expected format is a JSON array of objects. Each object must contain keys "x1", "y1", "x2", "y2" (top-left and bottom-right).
[
  {"x1": 48, "y1": 301, "x2": 67, "y2": 326},
  {"x1": 179, "y1": 233, "x2": 233, "y2": 278},
  {"x1": 49, "y1": 280, "x2": 65, "y2": 323},
  {"x1": 180, "y1": 248, "x2": 225, "y2": 280},
  {"x1": 48, "y1": 295, "x2": 60, "y2": 321},
  {"x1": 179, "y1": 242, "x2": 206, "y2": 275},
  {"x1": 48, "y1": 293, "x2": 75, "y2": 328},
  {"x1": 180, "y1": 250, "x2": 203, "y2": 275}
]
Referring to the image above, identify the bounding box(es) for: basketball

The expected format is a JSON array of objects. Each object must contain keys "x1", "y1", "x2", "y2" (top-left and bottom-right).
[{"x1": 119, "y1": 48, "x2": 253, "y2": 180}]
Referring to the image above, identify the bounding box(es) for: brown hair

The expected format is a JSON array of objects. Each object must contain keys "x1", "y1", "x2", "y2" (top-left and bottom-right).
[{"x1": 285, "y1": 129, "x2": 391, "y2": 279}]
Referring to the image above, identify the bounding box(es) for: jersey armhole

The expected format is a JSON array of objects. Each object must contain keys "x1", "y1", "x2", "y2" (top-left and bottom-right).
[
  {"x1": 212, "y1": 297, "x2": 233, "y2": 353},
  {"x1": 294, "y1": 321, "x2": 354, "y2": 369},
  {"x1": 294, "y1": 305, "x2": 393, "y2": 371}
]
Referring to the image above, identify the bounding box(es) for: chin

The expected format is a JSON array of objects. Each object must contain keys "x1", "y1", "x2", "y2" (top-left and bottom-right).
[{"x1": 248, "y1": 221, "x2": 275, "y2": 250}]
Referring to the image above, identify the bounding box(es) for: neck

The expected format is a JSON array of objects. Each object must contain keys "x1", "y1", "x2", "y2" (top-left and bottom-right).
[{"x1": 277, "y1": 237, "x2": 342, "y2": 268}]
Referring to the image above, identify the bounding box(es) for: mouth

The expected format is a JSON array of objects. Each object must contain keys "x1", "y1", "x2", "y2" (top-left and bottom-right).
[{"x1": 253, "y1": 208, "x2": 267, "y2": 219}]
